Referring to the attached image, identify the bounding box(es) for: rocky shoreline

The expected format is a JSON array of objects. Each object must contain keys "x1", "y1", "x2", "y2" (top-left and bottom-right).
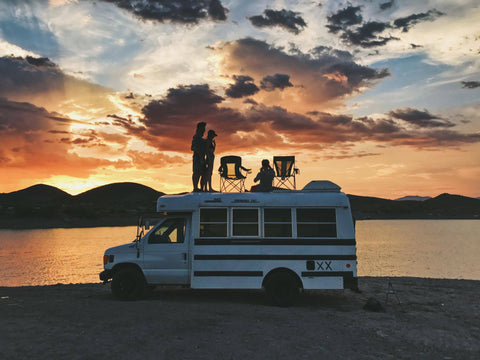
[{"x1": 1, "y1": 276, "x2": 479, "y2": 359}]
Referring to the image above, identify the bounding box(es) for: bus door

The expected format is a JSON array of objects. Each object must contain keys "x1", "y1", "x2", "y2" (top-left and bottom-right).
[{"x1": 142, "y1": 216, "x2": 190, "y2": 284}]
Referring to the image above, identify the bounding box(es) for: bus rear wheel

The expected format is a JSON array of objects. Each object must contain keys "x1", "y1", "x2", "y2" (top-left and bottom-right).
[
  {"x1": 264, "y1": 271, "x2": 300, "y2": 307},
  {"x1": 111, "y1": 267, "x2": 146, "y2": 300}
]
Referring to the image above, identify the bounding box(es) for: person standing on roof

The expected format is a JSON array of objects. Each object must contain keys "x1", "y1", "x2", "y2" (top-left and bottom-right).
[
  {"x1": 201, "y1": 129, "x2": 217, "y2": 192},
  {"x1": 191, "y1": 122, "x2": 206, "y2": 192},
  {"x1": 251, "y1": 159, "x2": 275, "y2": 192}
]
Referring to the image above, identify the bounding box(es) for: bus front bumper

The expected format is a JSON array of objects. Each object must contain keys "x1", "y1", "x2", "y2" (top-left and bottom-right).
[{"x1": 99, "y1": 269, "x2": 113, "y2": 283}]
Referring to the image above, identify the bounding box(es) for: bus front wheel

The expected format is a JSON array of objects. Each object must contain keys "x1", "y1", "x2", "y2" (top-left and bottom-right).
[{"x1": 111, "y1": 267, "x2": 146, "y2": 300}]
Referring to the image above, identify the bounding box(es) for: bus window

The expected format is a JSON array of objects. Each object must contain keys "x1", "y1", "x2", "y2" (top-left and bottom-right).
[
  {"x1": 200, "y1": 208, "x2": 227, "y2": 237},
  {"x1": 232, "y1": 208, "x2": 259, "y2": 236},
  {"x1": 148, "y1": 218, "x2": 185, "y2": 244},
  {"x1": 264, "y1": 208, "x2": 292, "y2": 237},
  {"x1": 296, "y1": 208, "x2": 337, "y2": 237}
]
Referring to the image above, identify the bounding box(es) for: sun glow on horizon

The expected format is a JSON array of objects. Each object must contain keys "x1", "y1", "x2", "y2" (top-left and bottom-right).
[{"x1": 0, "y1": 1, "x2": 479, "y2": 200}]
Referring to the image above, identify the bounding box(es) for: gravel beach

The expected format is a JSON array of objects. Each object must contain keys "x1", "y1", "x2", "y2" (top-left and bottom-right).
[{"x1": 0, "y1": 276, "x2": 479, "y2": 360}]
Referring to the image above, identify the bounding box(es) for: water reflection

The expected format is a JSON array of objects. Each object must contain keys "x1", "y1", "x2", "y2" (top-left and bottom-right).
[
  {"x1": 0, "y1": 227, "x2": 136, "y2": 286},
  {"x1": 356, "y1": 220, "x2": 480, "y2": 280},
  {"x1": 0, "y1": 220, "x2": 479, "y2": 286}
]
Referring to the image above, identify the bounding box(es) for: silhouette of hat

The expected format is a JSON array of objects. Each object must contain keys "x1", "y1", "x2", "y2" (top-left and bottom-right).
[{"x1": 208, "y1": 130, "x2": 217, "y2": 137}]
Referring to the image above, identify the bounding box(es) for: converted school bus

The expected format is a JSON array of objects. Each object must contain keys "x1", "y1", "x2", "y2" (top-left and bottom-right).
[{"x1": 100, "y1": 180, "x2": 358, "y2": 306}]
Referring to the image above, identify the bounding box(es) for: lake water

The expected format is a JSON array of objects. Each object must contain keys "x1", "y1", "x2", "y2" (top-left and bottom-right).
[{"x1": 0, "y1": 220, "x2": 479, "y2": 286}]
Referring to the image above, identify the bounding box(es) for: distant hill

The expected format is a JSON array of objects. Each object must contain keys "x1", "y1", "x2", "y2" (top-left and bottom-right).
[
  {"x1": 74, "y1": 182, "x2": 163, "y2": 208},
  {"x1": 0, "y1": 183, "x2": 479, "y2": 229},
  {"x1": 0, "y1": 184, "x2": 72, "y2": 205},
  {"x1": 0, "y1": 182, "x2": 164, "y2": 229},
  {"x1": 395, "y1": 196, "x2": 432, "y2": 201},
  {"x1": 348, "y1": 193, "x2": 480, "y2": 220}
]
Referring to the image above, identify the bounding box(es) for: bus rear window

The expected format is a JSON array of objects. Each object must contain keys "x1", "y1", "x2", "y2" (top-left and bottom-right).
[{"x1": 296, "y1": 208, "x2": 336, "y2": 237}]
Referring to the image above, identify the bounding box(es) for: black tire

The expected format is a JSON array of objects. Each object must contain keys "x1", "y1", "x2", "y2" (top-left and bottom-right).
[
  {"x1": 264, "y1": 271, "x2": 300, "y2": 307},
  {"x1": 111, "y1": 267, "x2": 146, "y2": 301}
]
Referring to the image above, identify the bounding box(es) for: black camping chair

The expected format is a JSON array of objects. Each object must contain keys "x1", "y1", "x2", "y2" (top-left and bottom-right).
[
  {"x1": 273, "y1": 156, "x2": 299, "y2": 190},
  {"x1": 218, "y1": 155, "x2": 250, "y2": 192}
]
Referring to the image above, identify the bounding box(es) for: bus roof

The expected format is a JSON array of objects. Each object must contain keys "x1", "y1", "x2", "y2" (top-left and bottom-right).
[{"x1": 156, "y1": 181, "x2": 349, "y2": 212}]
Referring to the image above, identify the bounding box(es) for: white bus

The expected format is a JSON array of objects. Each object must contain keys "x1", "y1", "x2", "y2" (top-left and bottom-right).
[{"x1": 100, "y1": 180, "x2": 358, "y2": 306}]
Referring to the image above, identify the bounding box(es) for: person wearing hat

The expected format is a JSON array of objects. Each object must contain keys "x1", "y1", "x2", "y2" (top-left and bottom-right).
[{"x1": 202, "y1": 129, "x2": 217, "y2": 192}]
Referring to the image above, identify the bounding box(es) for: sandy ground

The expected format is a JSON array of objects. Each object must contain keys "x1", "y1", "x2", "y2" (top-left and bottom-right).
[{"x1": 0, "y1": 277, "x2": 479, "y2": 360}]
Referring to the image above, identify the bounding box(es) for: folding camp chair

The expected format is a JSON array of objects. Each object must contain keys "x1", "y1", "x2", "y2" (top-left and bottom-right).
[
  {"x1": 218, "y1": 155, "x2": 250, "y2": 192},
  {"x1": 273, "y1": 156, "x2": 299, "y2": 190}
]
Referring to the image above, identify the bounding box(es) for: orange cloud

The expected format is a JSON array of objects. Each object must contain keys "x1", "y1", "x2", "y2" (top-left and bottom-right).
[
  {"x1": 213, "y1": 38, "x2": 389, "y2": 112},
  {"x1": 0, "y1": 98, "x2": 128, "y2": 179},
  {"x1": 108, "y1": 84, "x2": 480, "y2": 158}
]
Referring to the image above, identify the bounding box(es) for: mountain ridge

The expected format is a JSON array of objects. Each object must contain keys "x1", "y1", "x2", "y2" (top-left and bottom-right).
[
  {"x1": 395, "y1": 195, "x2": 432, "y2": 201},
  {"x1": 0, "y1": 182, "x2": 164, "y2": 228},
  {"x1": 0, "y1": 183, "x2": 479, "y2": 228}
]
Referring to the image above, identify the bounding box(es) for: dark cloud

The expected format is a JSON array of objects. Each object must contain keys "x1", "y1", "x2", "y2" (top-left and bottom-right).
[
  {"x1": 0, "y1": 55, "x2": 112, "y2": 109},
  {"x1": 260, "y1": 73, "x2": 293, "y2": 91},
  {"x1": 461, "y1": 81, "x2": 480, "y2": 89},
  {"x1": 327, "y1": 8, "x2": 398, "y2": 48},
  {"x1": 248, "y1": 9, "x2": 307, "y2": 34},
  {"x1": 129, "y1": 84, "x2": 249, "y2": 152},
  {"x1": 58, "y1": 129, "x2": 104, "y2": 148},
  {"x1": 0, "y1": 97, "x2": 65, "y2": 132},
  {"x1": 316, "y1": 112, "x2": 353, "y2": 125},
  {"x1": 225, "y1": 75, "x2": 260, "y2": 98},
  {"x1": 243, "y1": 98, "x2": 258, "y2": 105},
  {"x1": 340, "y1": 21, "x2": 398, "y2": 48},
  {"x1": 380, "y1": 1, "x2": 394, "y2": 11},
  {"x1": 326, "y1": 6, "x2": 363, "y2": 33},
  {"x1": 107, "y1": 114, "x2": 146, "y2": 136},
  {"x1": 393, "y1": 9, "x2": 445, "y2": 32},
  {"x1": 313, "y1": 45, "x2": 390, "y2": 86},
  {"x1": 328, "y1": 6, "x2": 443, "y2": 48},
  {"x1": 245, "y1": 104, "x2": 319, "y2": 132},
  {"x1": 48, "y1": 130, "x2": 70, "y2": 135},
  {"x1": 0, "y1": 55, "x2": 63, "y2": 98},
  {"x1": 100, "y1": 0, "x2": 227, "y2": 24},
  {"x1": 142, "y1": 84, "x2": 224, "y2": 122},
  {"x1": 112, "y1": 83, "x2": 480, "y2": 154},
  {"x1": 388, "y1": 108, "x2": 455, "y2": 128},
  {"x1": 323, "y1": 152, "x2": 381, "y2": 160},
  {"x1": 310, "y1": 46, "x2": 354, "y2": 61},
  {"x1": 25, "y1": 56, "x2": 56, "y2": 67},
  {"x1": 245, "y1": 106, "x2": 480, "y2": 149},
  {"x1": 208, "y1": 0, "x2": 227, "y2": 21},
  {"x1": 59, "y1": 136, "x2": 100, "y2": 147}
]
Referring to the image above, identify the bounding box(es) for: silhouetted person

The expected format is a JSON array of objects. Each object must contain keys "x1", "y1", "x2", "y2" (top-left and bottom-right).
[
  {"x1": 251, "y1": 159, "x2": 275, "y2": 192},
  {"x1": 202, "y1": 129, "x2": 217, "y2": 192},
  {"x1": 191, "y1": 122, "x2": 206, "y2": 192}
]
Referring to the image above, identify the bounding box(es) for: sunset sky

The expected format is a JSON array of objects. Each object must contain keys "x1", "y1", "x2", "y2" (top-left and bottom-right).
[{"x1": 0, "y1": 0, "x2": 479, "y2": 198}]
